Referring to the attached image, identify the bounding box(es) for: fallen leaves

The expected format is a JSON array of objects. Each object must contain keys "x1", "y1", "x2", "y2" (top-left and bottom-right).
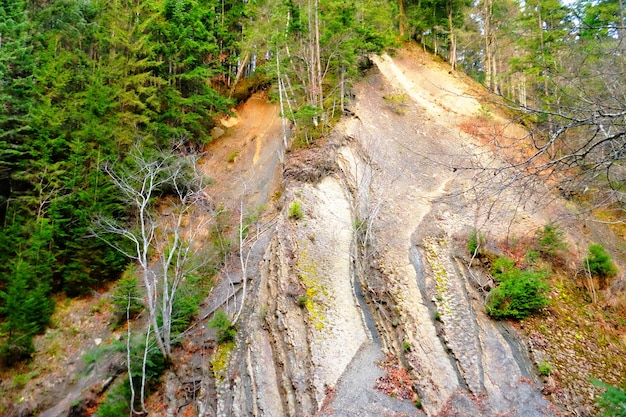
[{"x1": 375, "y1": 354, "x2": 418, "y2": 402}]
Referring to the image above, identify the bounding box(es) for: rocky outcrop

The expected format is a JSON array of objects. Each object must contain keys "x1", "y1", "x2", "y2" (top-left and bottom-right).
[{"x1": 215, "y1": 56, "x2": 560, "y2": 416}]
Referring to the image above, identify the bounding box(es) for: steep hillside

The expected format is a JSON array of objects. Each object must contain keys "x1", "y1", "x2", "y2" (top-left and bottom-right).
[
  {"x1": 4, "y1": 46, "x2": 625, "y2": 417},
  {"x1": 211, "y1": 47, "x2": 625, "y2": 416}
]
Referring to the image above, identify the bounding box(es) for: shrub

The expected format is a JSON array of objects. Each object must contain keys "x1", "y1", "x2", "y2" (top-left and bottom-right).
[
  {"x1": 111, "y1": 273, "x2": 144, "y2": 324},
  {"x1": 96, "y1": 335, "x2": 165, "y2": 417},
  {"x1": 537, "y1": 360, "x2": 553, "y2": 376},
  {"x1": 288, "y1": 200, "x2": 303, "y2": 220},
  {"x1": 525, "y1": 250, "x2": 540, "y2": 266},
  {"x1": 475, "y1": 105, "x2": 494, "y2": 120},
  {"x1": 383, "y1": 93, "x2": 409, "y2": 115},
  {"x1": 584, "y1": 244, "x2": 618, "y2": 278},
  {"x1": 97, "y1": 379, "x2": 132, "y2": 417},
  {"x1": 486, "y1": 268, "x2": 550, "y2": 320},
  {"x1": 536, "y1": 223, "x2": 567, "y2": 257},
  {"x1": 208, "y1": 309, "x2": 236, "y2": 344},
  {"x1": 167, "y1": 285, "x2": 202, "y2": 336},
  {"x1": 467, "y1": 229, "x2": 485, "y2": 257},
  {"x1": 592, "y1": 379, "x2": 626, "y2": 417},
  {"x1": 226, "y1": 150, "x2": 238, "y2": 163},
  {"x1": 491, "y1": 256, "x2": 515, "y2": 281}
]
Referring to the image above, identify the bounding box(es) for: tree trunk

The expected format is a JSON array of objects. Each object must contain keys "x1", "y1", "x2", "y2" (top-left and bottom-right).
[
  {"x1": 398, "y1": 0, "x2": 407, "y2": 37},
  {"x1": 314, "y1": 0, "x2": 323, "y2": 110},
  {"x1": 483, "y1": 0, "x2": 494, "y2": 91},
  {"x1": 448, "y1": 6, "x2": 457, "y2": 71}
]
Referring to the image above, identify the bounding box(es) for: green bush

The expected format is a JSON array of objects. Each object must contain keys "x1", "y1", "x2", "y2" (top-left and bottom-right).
[
  {"x1": 537, "y1": 360, "x2": 553, "y2": 376},
  {"x1": 592, "y1": 379, "x2": 626, "y2": 417},
  {"x1": 525, "y1": 250, "x2": 540, "y2": 266},
  {"x1": 467, "y1": 229, "x2": 484, "y2": 257},
  {"x1": 168, "y1": 287, "x2": 202, "y2": 336},
  {"x1": 208, "y1": 309, "x2": 236, "y2": 344},
  {"x1": 486, "y1": 268, "x2": 550, "y2": 320},
  {"x1": 491, "y1": 256, "x2": 516, "y2": 281},
  {"x1": 95, "y1": 335, "x2": 165, "y2": 417},
  {"x1": 96, "y1": 378, "x2": 132, "y2": 417},
  {"x1": 536, "y1": 223, "x2": 567, "y2": 257},
  {"x1": 297, "y1": 295, "x2": 308, "y2": 308},
  {"x1": 584, "y1": 244, "x2": 618, "y2": 278}
]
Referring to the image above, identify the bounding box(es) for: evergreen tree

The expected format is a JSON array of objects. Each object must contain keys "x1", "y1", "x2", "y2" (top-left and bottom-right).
[
  {"x1": 0, "y1": 0, "x2": 35, "y2": 224},
  {"x1": 0, "y1": 220, "x2": 55, "y2": 365},
  {"x1": 149, "y1": 0, "x2": 232, "y2": 147}
]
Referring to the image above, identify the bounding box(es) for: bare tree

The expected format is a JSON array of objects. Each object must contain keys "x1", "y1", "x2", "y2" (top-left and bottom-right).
[{"x1": 95, "y1": 146, "x2": 214, "y2": 410}]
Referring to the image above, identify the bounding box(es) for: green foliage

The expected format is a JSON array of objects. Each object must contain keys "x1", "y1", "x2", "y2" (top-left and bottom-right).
[
  {"x1": 82, "y1": 339, "x2": 125, "y2": 366},
  {"x1": 96, "y1": 378, "x2": 133, "y2": 417},
  {"x1": 12, "y1": 371, "x2": 39, "y2": 389},
  {"x1": 592, "y1": 379, "x2": 626, "y2": 417},
  {"x1": 0, "y1": 226, "x2": 55, "y2": 365},
  {"x1": 491, "y1": 256, "x2": 516, "y2": 280},
  {"x1": 288, "y1": 200, "x2": 304, "y2": 220},
  {"x1": 475, "y1": 105, "x2": 494, "y2": 120},
  {"x1": 227, "y1": 150, "x2": 239, "y2": 163},
  {"x1": 97, "y1": 335, "x2": 166, "y2": 417},
  {"x1": 537, "y1": 360, "x2": 553, "y2": 376},
  {"x1": 384, "y1": 93, "x2": 409, "y2": 115},
  {"x1": 486, "y1": 268, "x2": 550, "y2": 320},
  {"x1": 584, "y1": 244, "x2": 618, "y2": 278},
  {"x1": 525, "y1": 250, "x2": 541, "y2": 266},
  {"x1": 467, "y1": 229, "x2": 484, "y2": 257},
  {"x1": 208, "y1": 309, "x2": 236, "y2": 344},
  {"x1": 111, "y1": 270, "x2": 144, "y2": 324},
  {"x1": 0, "y1": 0, "x2": 243, "y2": 366},
  {"x1": 297, "y1": 295, "x2": 308, "y2": 308},
  {"x1": 168, "y1": 283, "x2": 203, "y2": 336},
  {"x1": 536, "y1": 223, "x2": 567, "y2": 257}
]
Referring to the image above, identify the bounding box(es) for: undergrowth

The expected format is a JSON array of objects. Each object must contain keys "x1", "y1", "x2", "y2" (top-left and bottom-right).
[{"x1": 476, "y1": 222, "x2": 626, "y2": 413}]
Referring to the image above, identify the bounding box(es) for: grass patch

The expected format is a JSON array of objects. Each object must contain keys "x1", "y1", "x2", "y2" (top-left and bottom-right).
[
  {"x1": 383, "y1": 93, "x2": 409, "y2": 115},
  {"x1": 226, "y1": 150, "x2": 238, "y2": 163},
  {"x1": 538, "y1": 360, "x2": 553, "y2": 376},
  {"x1": 12, "y1": 370, "x2": 39, "y2": 389}
]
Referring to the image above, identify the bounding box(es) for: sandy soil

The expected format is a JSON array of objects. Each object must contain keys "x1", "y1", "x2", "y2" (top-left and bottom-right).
[{"x1": 200, "y1": 92, "x2": 286, "y2": 212}]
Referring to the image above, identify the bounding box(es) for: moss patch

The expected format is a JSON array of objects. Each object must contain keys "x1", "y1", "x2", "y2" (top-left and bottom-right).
[
  {"x1": 210, "y1": 341, "x2": 235, "y2": 383},
  {"x1": 523, "y1": 277, "x2": 626, "y2": 413},
  {"x1": 296, "y1": 243, "x2": 328, "y2": 332}
]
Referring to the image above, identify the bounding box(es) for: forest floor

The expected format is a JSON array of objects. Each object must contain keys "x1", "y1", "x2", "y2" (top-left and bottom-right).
[{"x1": 1, "y1": 45, "x2": 625, "y2": 417}]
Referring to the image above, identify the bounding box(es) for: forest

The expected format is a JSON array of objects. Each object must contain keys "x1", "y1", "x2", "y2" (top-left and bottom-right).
[{"x1": 0, "y1": 0, "x2": 624, "y2": 408}]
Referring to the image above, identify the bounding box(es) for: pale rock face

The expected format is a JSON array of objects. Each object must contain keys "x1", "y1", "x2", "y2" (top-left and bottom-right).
[{"x1": 223, "y1": 50, "x2": 558, "y2": 417}]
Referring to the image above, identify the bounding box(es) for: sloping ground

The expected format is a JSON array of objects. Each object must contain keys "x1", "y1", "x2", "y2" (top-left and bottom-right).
[
  {"x1": 0, "y1": 92, "x2": 288, "y2": 417},
  {"x1": 5, "y1": 47, "x2": 625, "y2": 417},
  {"x1": 215, "y1": 49, "x2": 563, "y2": 417}
]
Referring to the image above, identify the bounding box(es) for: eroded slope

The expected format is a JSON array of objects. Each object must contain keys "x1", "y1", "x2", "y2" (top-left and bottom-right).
[{"x1": 217, "y1": 50, "x2": 562, "y2": 417}]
